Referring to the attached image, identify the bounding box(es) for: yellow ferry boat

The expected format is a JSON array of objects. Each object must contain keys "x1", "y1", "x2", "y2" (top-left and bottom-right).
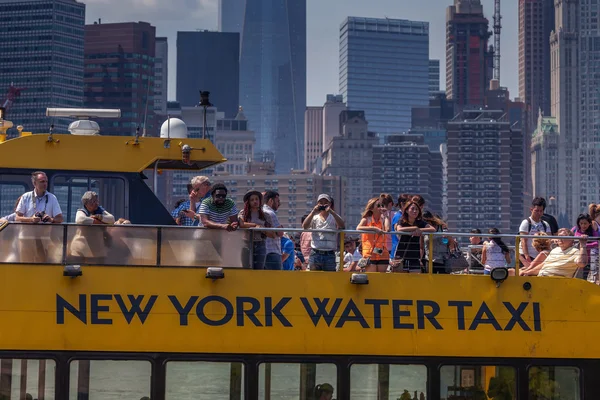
[{"x1": 0, "y1": 110, "x2": 596, "y2": 400}]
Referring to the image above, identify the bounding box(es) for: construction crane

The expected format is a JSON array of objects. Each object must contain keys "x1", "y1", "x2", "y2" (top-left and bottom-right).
[{"x1": 493, "y1": 0, "x2": 502, "y2": 82}]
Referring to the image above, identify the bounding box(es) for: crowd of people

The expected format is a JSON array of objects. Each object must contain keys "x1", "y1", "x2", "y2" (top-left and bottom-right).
[{"x1": 1, "y1": 172, "x2": 598, "y2": 279}]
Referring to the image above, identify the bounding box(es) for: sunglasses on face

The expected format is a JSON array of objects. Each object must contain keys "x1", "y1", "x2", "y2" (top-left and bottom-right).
[{"x1": 214, "y1": 194, "x2": 227, "y2": 199}]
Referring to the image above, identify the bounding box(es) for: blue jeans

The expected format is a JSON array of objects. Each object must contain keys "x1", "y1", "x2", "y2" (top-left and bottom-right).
[
  {"x1": 265, "y1": 252, "x2": 283, "y2": 270},
  {"x1": 252, "y1": 241, "x2": 267, "y2": 270},
  {"x1": 309, "y1": 249, "x2": 336, "y2": 272}
]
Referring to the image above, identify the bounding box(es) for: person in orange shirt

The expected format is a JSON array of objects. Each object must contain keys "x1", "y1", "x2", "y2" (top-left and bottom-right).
[{"x1": 357, "y1": 197, "x2": 390, "y2": 272}]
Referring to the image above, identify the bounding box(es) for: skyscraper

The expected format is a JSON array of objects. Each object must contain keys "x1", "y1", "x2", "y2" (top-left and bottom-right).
[
  {"x1": 176, "y1": 31, "x2": 240, "y2": 118},
  {"x1": 445, "y1": 0, "x2": 494, "y2": 109},
  {"x1": 578, "y1": 0, "x2": 600, "y2": 213},
  {"x1": 0, "y1": 0, "x2": 85, "y2": 134},
  {"x1": 220, "y1": 0, "x2": 307, "y2": 174},
  {"x1": 339, "y1": 17, "x2": 429, "y2": 141},
  {"x1": 429, "y1": 59, "x2": 441, "y2": 97},
  {"x1": 446, "y1": 109, "x2": 524, "y2": 234},
  {"x1": 304, "y1": 106, "x2": 323, "y2": 171},
  {"x1": 154, "y1": 37, "x2": 168, "y2": 117},
  {"x1": 549, "y1": 0, "x2": 579, "y2": 225},
  {"x1": 518, "y1": 0, "x2": 554, "y2": 200},
  {"x1": 518, "y1": 0, "x2": 554, "y2": 126},
  {"x1": 84, "y1": 21, "x2": 156, "y2": 137}
]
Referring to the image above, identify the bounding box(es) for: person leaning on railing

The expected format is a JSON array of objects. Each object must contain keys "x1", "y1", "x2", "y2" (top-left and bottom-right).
[
  {"x1": 536, "y1": 229, "x2": 588, "y2": 278},
  {"x1": 71, "y1": 191, "x2": 115, "y2": 261},
  {"x1": 357, "y1": 197, "x2": 390, "y2": 273}
]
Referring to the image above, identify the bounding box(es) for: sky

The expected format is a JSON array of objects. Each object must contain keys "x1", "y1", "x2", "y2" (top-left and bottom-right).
[{"x1": 84, "y1": 0, "x2": 519, "y2": 107}]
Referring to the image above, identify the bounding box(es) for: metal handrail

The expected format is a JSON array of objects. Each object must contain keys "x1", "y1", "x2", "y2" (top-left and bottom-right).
[{"x1": 0, "y1": 222, "x2": 595, "y2": 272}]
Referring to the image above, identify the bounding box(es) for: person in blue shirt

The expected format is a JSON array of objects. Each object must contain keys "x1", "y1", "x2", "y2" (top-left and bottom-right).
[
  {"x1": 390, "y1": 194, "x2": 411, "y2": 259},
  {"x1": 281, "y1": 235, "x2": 296, "y2": 271}
]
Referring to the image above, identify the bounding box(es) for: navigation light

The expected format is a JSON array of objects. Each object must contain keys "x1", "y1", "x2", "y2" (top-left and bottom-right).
[
  {"x1": 63, "y1": 265, "x2": 82, "y2": 278},
  {"x1": 350, "y1": 273, "x2": 369, "y2": 285},
  {"x1": 206, "y1": 267, "x2": 225, "y2": 280},
  {"x1": 490, "y1": 267, "x2": 508, "y2": 287}
]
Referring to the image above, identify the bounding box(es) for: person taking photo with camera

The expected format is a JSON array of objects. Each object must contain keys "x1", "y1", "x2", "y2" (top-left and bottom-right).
[
  {"x1": 16, "y1": 171, "x2": 63, "y2": 224},
  {"x1": 302, "y1": 194, "x2": 345, "y2": 271}
]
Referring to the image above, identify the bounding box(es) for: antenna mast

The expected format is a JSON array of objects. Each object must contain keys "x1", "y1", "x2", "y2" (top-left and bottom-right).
[{"x1": 493, "y1": 0, "x2": 502, "y2": 82}]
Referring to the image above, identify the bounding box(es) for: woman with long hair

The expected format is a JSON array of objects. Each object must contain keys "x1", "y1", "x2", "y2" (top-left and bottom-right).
[
  {"x1": 482, "y1": 228, "x2": 511, "y2": 275},
  {"x1": 590, "y1": 203, "x2": 600, "y2": 231},
  {"x1": 357, "y1": 197, "x2": 390, "y2": 272},
  {"x1": 238, "y1": 190, "x2": 273, "y2": 270},
  {"x1": 573, "y1": 213, "x2": 599, "y2": 283},
  {"x1": 393, "y1": 201, "x2": 435, "y2": 273}
]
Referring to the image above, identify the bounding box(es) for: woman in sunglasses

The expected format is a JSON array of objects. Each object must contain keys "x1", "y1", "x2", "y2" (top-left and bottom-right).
[{"x1": 357, "y1": 197, "x2": 390, "y2": 272}]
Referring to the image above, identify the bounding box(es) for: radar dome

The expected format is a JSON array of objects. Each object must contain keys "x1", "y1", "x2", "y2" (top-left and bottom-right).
[
  {"x1": 68, "y1": 120, "x2": 100, "y2": 135},
  {"x1": 160, "y1": 118, "x2": 188, "y2": 139}
]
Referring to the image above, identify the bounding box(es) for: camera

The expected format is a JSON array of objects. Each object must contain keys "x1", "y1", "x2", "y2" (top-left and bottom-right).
[
  {"x1": 35, "y1": 211, "x2": 51, "y2": 222},
  {"x1": 318, "y1": 205, "x2": 327, "y2": 211},
  {"x1": 373, "y1": 247, "x2": 383, "y2": 255}
]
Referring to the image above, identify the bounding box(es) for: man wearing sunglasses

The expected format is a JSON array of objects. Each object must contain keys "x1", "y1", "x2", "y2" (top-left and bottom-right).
[{"x1": 198, "y1": 183, "x2": 239, "y2": 231}]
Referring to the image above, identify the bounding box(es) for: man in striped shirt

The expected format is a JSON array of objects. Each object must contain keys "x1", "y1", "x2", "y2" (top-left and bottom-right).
[{"x1": 198, "y1": 183, "x2": 239, "y2": 231}]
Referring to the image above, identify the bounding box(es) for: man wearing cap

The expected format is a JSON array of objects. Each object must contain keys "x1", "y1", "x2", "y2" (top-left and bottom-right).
[{"x1": 302, "y1": 194, "x2": 345, "y2": 271}]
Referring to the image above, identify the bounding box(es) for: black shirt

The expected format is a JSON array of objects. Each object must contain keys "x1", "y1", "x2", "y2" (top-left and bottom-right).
[{"x1": 395, "y1": 219, "x2": 427, "y2": 267}]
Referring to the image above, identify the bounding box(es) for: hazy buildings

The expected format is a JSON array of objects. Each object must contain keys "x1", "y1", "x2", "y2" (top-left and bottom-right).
[
  {"x1": 531, "y1": 113, "x2": 559, "y2": 217},
  {"x1": 372, "y1": 134, "x2": 443, "y2": 214},
  {"x1": 0, "y1": 0, "x2": 85, "y2": 134},
  {"x1": 154, "y1": 37, "x2": 168, "y2": 117},
  {"x1": 322, "y1": 111, "x2": 378, "y2": 227},
  {"x1": 220, "y1": 0, "x2": 307, "y2": 174},
  {"x1": 84, "y1": 21, "x2": 156, "y2": 136},
  {"x1": 549, "y1": 0, "x2": 579, "y2": 226},
  {"x1": 446, "y1": 109, "x2": 524, "y2": 234},
  {"x1": 445, "y1": 0, "x2": 494, "y2": 109},
  {"x1": 340, "y1": 17, "x2": 429, "y2": 140},
  {"x1": 304, "y1": 106, "x2": 323, "y2": 171},
  {"x1": 176, "y1": 31, "x2": 239, "y2": 118},
  {"x1": 578, "y1": 0, "x2": 600, "y2": 213},
  {"x1": 429, "y1": 59, "x2": 441, "y2": 96},
  {"x1": 518, "y1": 0, "x2": 554, "y2": 200}
]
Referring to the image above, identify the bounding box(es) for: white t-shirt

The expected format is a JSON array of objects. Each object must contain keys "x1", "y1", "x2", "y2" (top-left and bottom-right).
[
  {"x1": 310, "y1": 213, "x2": 338, "y2": 251},
  {"x1": 344, "y1": 249, "x2": 362, "y2": 269},
  {"x1": 16, "y1": 190, "x2": 62, "y2": 219},
  {"x1": 519, "y1": 218, "x2": 550, "y2": 258}
]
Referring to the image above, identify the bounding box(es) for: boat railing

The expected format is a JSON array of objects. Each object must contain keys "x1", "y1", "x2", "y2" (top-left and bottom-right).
[{"x1": 0, "y1": 222, "x2": 594, "y2": 275}]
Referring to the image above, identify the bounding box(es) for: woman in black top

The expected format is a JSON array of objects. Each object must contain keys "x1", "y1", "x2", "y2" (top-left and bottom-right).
[{"x1": 393, "y1": 201, "x2": 435, "y2": 273}]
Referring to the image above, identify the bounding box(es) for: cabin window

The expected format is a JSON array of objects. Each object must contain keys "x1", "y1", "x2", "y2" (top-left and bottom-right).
[
  {"x1": 258, "y1": 362, "x2": 337, "y2": 399},
  {"x1": 52, "y1": 175, "x2": 126, "y2": 222},
  {"x1": 440, "y1": 365, "x2": 516, "y2": 400},
  {"x1": 69, "y1": 360, "x2": 151, "y2": 400},
  {"x1": 0, "y1": 174, "x2": 30, "y2": 217},
  {"x1": 0, "y1": 358, "x2": 55, "y2": 399},
  {"x1": 528, "y1": 366, "x2": 580, "y2": 400},
  {"x1": 351, "y1": 364, "x2": 427, "y2": 399},
  {"x1": 165, "y1": 361, "x2": 244, "y2": 399}
]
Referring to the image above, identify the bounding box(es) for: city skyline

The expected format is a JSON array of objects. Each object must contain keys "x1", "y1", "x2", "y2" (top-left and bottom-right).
[{"x1": 81, "y1": 0, "x2": 519, "y2": 107}]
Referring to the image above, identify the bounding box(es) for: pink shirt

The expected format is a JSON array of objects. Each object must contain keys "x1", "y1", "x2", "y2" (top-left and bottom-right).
[{"x1": 300, "y1": 231, "x2": 312, "y2": 261}]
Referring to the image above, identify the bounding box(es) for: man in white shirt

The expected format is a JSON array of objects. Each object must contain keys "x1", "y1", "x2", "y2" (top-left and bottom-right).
[
  {"x1": 302, "y1": 194, "x2": 345, "y2": 271},
  {"x1": 518, "y1": 197, "x2": 550, "y2": 268},
  {"x1": 16, "y1": 171, "x2": 63, "y2": 224}
]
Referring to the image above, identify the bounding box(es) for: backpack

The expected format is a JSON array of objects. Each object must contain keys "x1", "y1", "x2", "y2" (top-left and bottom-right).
[{"x1": 527, "y1": 217, "x2": 549, "y2": 233}]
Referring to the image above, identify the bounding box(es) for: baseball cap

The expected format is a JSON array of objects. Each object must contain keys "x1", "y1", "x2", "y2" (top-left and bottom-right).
[{"x1": 317, "y1": 194, "x2": 332, "y2": 203}]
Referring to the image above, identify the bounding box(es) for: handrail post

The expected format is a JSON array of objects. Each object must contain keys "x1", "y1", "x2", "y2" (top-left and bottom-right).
[
  {"x1": 428, "y1": 233, "x2": 433, "y2": 275},
  {"x1": 515, "y1": 235, "x2": 520, "y2": 275},
  {"x1": 339, "y1": 231, "x2": 345, "y2": 272}
]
